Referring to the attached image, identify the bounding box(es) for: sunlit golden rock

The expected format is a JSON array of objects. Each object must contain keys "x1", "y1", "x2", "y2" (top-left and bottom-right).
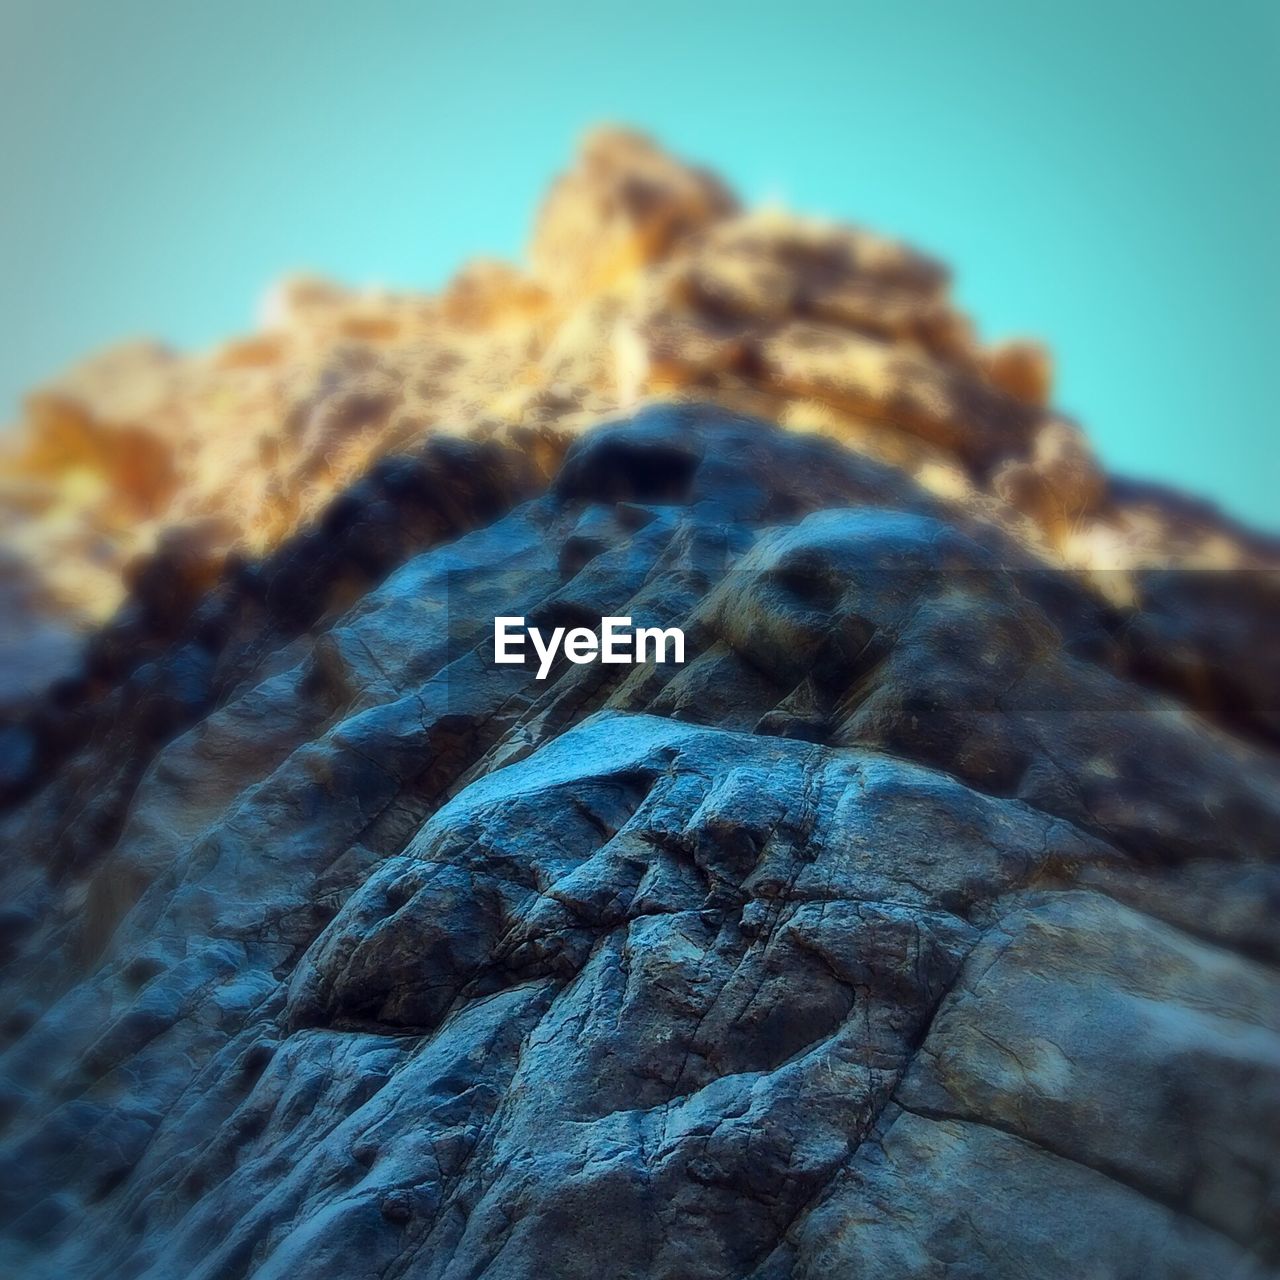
[
  {"x1": 994, "y1": 418, "x2": 1107, "y2": 544},
  {"x1": 529, "y1": 126, "x2": 737, "y2": 299},
  {"x1": 982, "y1": 338, "x2": 1053, "y2": 407},
  {"x1": 1, "y1": 125, "x2": 1273, "y2": 703}
]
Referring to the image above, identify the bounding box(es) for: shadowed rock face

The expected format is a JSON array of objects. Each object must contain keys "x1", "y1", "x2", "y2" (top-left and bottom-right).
[{"x1": 0, "y1": 404, "x2": 1276, "y2": 1279}]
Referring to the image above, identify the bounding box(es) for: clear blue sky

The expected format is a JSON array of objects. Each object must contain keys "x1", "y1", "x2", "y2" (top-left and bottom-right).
[{"x1": 2, "y1": 0, "x2": 1276, "y2": 527}]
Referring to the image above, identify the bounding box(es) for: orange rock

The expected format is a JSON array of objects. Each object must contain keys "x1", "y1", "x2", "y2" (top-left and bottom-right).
[
  {"x1": 529, "y1": 126, "x2": 737, "y2": 299},
  {"x1": 982, "y1": 339, "x2": 1053, "y2": 407},
  {"x1": 0, "y1": 125, "x2": 1271, "y2": 692}
]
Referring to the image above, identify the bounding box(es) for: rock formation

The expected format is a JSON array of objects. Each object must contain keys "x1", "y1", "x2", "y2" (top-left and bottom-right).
[
  {"x1": 0, "y1": 132, "x2": 1277, "y2": 1279},
  {"x1": 2, "y1": 128, "x2": 1271, "y2": 706}
]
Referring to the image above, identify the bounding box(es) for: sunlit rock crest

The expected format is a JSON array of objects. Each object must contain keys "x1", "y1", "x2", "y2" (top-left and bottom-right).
[{"x1": 3, "y1": 128, "x2": 1272, "y2": 701}]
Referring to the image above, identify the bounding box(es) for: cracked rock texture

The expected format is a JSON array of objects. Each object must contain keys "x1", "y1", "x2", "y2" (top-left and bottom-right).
[{"x1": 0, "y1": 402, "x2": 1277, "y2": 1279}]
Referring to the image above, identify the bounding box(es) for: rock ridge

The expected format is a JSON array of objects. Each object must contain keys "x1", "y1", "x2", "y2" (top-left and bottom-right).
[{"x1": 3, "y1": 128, "x2": 1275, "y2": 715}]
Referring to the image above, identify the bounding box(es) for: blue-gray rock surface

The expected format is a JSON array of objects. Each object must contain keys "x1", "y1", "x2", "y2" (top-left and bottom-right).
[{"x1": 0, "y1": 404, "x2": 1277, "y2": 1279}]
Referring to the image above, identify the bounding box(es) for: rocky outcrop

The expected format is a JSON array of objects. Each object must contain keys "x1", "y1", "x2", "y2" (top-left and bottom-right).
[
  {"x1": 3, "y1": 130, "x2": 1271, "y2": 719},
  {"x1": 1, "y1": 125, "x2": 1277, "y2": 1279},
  {"x1": 0, "y1": 404, "x2": 1277, "y2": 1279}
]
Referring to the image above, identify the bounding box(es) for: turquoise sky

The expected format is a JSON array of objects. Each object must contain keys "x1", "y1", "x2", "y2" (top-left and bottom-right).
[{"x1": 2, "y1": 0, "x2": 1276, "y2": 527}]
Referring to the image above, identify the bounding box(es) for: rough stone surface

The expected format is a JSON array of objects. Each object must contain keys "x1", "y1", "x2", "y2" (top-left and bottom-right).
[{"x1": 0, "y1": 404, "x2": 1277, "y2": 1278}]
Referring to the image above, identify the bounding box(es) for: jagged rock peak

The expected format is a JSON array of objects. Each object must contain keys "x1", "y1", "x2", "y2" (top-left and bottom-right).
[
  {"x1": 529, "y1": 124, "x2": 740, "y2": 297},
  {"x1": 0, "y1": 128, "x2": 1274, "y2": 715}
]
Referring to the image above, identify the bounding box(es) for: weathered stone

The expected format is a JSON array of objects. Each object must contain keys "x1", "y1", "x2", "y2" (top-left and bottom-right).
[{"x1": 0, "y1": 403, "x2": 1275, "y2": 1278}]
